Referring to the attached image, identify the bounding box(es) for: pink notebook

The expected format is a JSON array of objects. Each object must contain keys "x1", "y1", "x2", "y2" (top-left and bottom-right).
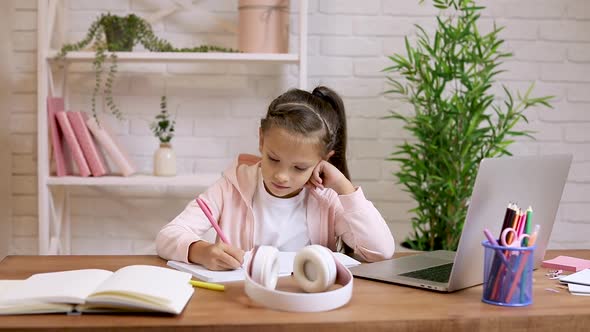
[
  {"x1": 55, "y1": 111, "x2": 91, "y2": 177},
  {"x1": 85, "y1": 117, "x2": 136, "y2": 177},
  {"x1": 47, "y1": 97, "x2": 69, "y2": 176},
  {"x1": 67, "y1": 111, "x2": 107, "y2": 177},
  {"x1": 541, "y1": 256, "x2": 590, "y2": 272}
]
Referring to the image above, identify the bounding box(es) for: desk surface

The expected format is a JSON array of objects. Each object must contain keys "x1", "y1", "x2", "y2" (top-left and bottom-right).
[{"x1": 0, "y1": 250, "x2": 589, "y2": 332}]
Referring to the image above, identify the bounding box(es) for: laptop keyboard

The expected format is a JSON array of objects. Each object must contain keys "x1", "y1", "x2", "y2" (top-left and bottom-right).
[{"x1": 399, "y1": 263, "x2": 453, "y2": 283}]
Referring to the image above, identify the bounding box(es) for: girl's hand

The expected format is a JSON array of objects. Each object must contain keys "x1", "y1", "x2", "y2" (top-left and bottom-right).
[
  {"x1": 307, "y1": 160, "x2": 355, "y2": 195},
  {"x1": 188, "y1": 240, "x2": 244, "y2": 271}
]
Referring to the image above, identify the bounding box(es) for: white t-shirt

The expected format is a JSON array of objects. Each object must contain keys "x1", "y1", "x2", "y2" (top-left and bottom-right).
[{"x1": 252, "y1": 169, "x2": 311, "y2": 251}]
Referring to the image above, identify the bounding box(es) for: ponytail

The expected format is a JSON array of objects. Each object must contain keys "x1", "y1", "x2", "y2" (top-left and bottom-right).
[
  {"x1": 313, "y1": 87, "x2": 353, "y2": 256},
  {"x1": 312, "y1": 86, "x2": 350, "y2": 180}
]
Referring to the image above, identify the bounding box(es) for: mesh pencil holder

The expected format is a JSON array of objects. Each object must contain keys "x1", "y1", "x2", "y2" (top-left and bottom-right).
[{"x1": 481, "y1": 240, "x2": 536, "y2": 307}]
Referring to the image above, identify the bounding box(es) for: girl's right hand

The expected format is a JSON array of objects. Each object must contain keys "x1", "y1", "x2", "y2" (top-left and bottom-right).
[{"x1": 188, "y1": 240, "x2": 245, "y2": 271}]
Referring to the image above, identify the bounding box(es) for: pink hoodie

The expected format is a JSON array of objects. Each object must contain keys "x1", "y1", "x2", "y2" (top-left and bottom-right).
[{"x1": 156, "y1": 155, "x2": 395, "y2": 263}]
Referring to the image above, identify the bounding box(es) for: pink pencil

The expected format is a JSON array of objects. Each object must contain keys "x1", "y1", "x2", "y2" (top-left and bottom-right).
[
  {"x1": 517, "y1": 210, "x2": 526, "y2": 237},
  {"x1": 196, "y1": 197, "x2": 231, "y2": 245}
]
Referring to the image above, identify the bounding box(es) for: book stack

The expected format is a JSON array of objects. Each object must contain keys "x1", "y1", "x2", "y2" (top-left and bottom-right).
[{"x1": 47, "y1": 97, "x2": 137, "y2": 177}]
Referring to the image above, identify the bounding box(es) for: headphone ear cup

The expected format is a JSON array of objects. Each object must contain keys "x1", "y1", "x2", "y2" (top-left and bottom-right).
[
  {"x1": 250, "y1": 246, "x2": 280, "y2": 289},
  {"x1": 293, "y1": 245, "x2": 337, "y2": 293}
]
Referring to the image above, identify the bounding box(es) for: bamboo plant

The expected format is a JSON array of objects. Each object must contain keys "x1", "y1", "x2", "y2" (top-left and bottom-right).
[{"x1": 384, "y1": 0, "x2": 553, "y2": 251}]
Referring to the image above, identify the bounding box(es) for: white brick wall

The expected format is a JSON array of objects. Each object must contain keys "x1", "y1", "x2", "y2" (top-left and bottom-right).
[{"x1": 7, "y1": 0, "x2": 590, "y2": 255}]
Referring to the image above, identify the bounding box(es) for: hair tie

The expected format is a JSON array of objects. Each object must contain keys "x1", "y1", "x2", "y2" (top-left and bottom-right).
[
  {"x1": 312, "y1": 89, "x2": 325, "y2": 99},
  {"x1": 312, "y1": 88, "x2": 338, "y2": 115}
]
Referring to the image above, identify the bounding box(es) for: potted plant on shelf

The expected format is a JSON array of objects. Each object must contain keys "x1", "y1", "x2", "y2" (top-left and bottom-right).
[
  {"x1": 384, "y1": 0, "x2": 553, "y2": 251},
  {"x1": 151, "y1": 95, "x2": 177, "y2": 177},
  {"x1": 57, "y1": 13, "x2": 238, "y2": 124}
]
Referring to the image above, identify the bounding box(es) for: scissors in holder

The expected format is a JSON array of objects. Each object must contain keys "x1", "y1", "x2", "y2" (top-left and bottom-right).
[{"x1": 500, "y1": 227, "x2": 530, "y2": 248}]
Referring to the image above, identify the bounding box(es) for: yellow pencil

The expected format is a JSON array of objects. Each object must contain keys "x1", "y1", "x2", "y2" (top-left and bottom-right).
[{"x1": 189, "y1": 279, "x2": 225, "y2": 291}]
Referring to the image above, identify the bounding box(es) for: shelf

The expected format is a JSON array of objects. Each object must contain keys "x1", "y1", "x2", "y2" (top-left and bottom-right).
[
  {"x1": 37, "y1": 0, "x2": 308, "y2": 255},
  {"x1": 47, "y1": 50, "x2": 300, "y2": 63},
  {"x1": 46, "y1": 173, "x2": 220, "y2": 187}
]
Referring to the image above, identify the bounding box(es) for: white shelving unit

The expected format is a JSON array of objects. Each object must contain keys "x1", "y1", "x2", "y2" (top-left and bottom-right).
[
  {"x1": 46, "y1": 174, "x2": 222, "y2": 187},
  {"x1": 37, "y1": 0, "x2": 308, "y2": 255},
  {"x1": 46, "y1": 50, "x2": 301, "y2": 63}
]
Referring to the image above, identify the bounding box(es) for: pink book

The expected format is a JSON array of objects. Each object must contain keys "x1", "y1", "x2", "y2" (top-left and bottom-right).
[
  {"x1": 47, "y1": 97, "x2": 69, "y2": 176},
  {"x1": 541, "y1": 256, "x2": 590, "y2": 272},
  {"x1": 85, "y1": 117, "x2": 136, "y2": 177},
  {"x1": 67, "y1": 111, "x2": 107, "y2": 177},
  {"x1": 55, "y1": 111, "x2": 91, "y2": 177}
]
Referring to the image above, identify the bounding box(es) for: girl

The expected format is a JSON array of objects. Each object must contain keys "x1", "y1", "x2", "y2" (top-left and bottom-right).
[{"x1": 156, "y1": 86, "x2": 395, "y2": 270}]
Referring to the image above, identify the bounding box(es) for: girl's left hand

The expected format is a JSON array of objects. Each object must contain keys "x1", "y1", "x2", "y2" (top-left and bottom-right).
[{"x1": 307, "y1": 160, "x2": 355, "y2": 195}]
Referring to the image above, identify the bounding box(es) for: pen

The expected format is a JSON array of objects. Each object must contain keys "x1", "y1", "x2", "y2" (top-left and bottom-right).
[
  {"x1": 485, "y1": 203, "x2": 516, "y2": 300},
  {"x1": 504, "y1": 250, "x2": 530, "y2": 303},
  {"x1": 196, "y1": 197, "x2": 231, "y2": 245},
  {"x1": 518, "y1": 207, "x2": 527, "y2": 235},
  {"x1": 528, "y1": 224, "x2": 540, "y2": 247},
  {"x1": 490, "y1": 204, "x2": 523, "y2": 301},
  {"x1": 483, "y1": 229, "x2": 509, "y2": 266},
  {"x1": 523, "y1": 206, "x2": 533, "y2": 246},
  {"x1": 505, "y1": 224, "x2": 540, "y2": 303},
  {"x1": 483, "y1": 228, "x2": 511, "y2": 300},
  {"x1": 189, "y1": 279, "x2": 225, "y2": 292},
  {"x1": 520, "y1": 207, "x2": 533, "y2": 302}
]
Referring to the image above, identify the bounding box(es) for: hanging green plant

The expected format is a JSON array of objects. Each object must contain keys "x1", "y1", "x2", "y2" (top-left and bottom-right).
[{"x1": 57, "y1": 12, "x2": 239, "y2": 124}]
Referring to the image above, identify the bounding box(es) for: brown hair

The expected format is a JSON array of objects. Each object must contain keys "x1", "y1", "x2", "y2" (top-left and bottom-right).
[{"x1": 260, "y1": 86, "x2": 350, "y2": 180}]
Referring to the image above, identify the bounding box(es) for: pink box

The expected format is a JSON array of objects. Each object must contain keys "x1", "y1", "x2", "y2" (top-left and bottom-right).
[
  {"x1": 541, "y1": 256, "x2": 590, "y2": 272},
  {"x1": 238, "y1": 0, "x2": 290, "y2": 53}
]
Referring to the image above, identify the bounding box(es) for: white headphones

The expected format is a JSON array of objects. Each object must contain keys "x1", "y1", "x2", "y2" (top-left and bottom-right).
[{"x1": 244, "y1": 245, "x2": 354, "y2": 312}]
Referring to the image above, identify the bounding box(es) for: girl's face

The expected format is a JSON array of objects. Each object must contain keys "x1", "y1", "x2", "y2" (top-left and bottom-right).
[{"x1": 259, "y1": 126, "x2": 323, "y2": 198}]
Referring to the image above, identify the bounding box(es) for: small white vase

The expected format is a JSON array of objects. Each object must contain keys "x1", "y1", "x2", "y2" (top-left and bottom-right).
[{"x1": 154, "y1": 143, "x2": 176, "y2": 176}]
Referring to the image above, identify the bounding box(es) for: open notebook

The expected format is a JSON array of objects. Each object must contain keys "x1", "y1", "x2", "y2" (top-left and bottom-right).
[
  {"x1": 0, "y1": 265, "x2": 194, "y2": 315},
  {"x1": 168, "y1": 251, "x2": 361, "y2": 283}
]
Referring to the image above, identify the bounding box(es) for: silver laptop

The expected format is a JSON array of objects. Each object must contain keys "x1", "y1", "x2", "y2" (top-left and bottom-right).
[{"x1": 350, "y1": 154, "x2": 572, "y2": 292}]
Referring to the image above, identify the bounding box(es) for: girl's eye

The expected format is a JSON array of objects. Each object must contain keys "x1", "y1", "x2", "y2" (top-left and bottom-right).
[
  {"x1": 268, "y1": 156, "x2": 279, "y2": 162},
  {"x1": 294, "y1": 166, "x2": 308, "y2": 172}
]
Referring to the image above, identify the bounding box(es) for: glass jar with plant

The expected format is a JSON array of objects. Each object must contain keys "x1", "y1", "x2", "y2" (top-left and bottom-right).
[
  {"x1": 151, "y1": 95, "x2": 177, "y2": 176},
  {"x1": 384, "y1": 0, "x2": 553, "y2": 251},
  {"x1": 57, "y1": 13, "x2": 238, "y2": 124}
]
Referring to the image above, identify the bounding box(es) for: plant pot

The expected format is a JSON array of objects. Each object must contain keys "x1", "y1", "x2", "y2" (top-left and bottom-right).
[
  {"x1": 401, "y1": 238, "x2": 445, "y2": 251},
  {"x1": 154, "y1": 143, "x2": 176, "y2": 176},
  {"x1": 238, "y1": 0, "x2": 290, "y2": 53},
  {"x1": 101, "y1": 14, "x2": 139, "y2": 51}
]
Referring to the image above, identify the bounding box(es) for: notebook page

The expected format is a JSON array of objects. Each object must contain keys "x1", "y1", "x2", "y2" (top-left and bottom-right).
[
  {"x1": 0, "y1": 280, "x2": 74, "y2": 316},
  {"x1": 88, "y1": 265, "x2": 193, "y2": 306},
  {"x1": 167, "y1": 261, "x2": 250, "y2": 283},
  {"x1": 560, "y1": 268, "x2": 590, "y2": 286},
  {"x1": 333, "y1": 253, "x2": 362, "y2": 267},
  {"x1": 0, "y1": 280, "x2": 22, "y2": 293},
  {"x1": 79, "y1": 284, "x2": 194, "y2": 315},
  {"x1": 568, "y1": 283, "x2": 590, "y2": 296},
  {"x1": 168, "y1": 251, "x2": 361, "y2": 283},
  {"x1": 0, "y1": 269, "x2": 112, "y2": 305}
]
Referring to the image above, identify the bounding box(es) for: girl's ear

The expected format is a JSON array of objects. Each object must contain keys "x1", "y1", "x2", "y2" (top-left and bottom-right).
[
  {"x1": 325, "y1": 150, "x2": 335, "y2": 161},
  {"x1": 258, "y1": 127, "x2": 264, "y2": 154}
]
